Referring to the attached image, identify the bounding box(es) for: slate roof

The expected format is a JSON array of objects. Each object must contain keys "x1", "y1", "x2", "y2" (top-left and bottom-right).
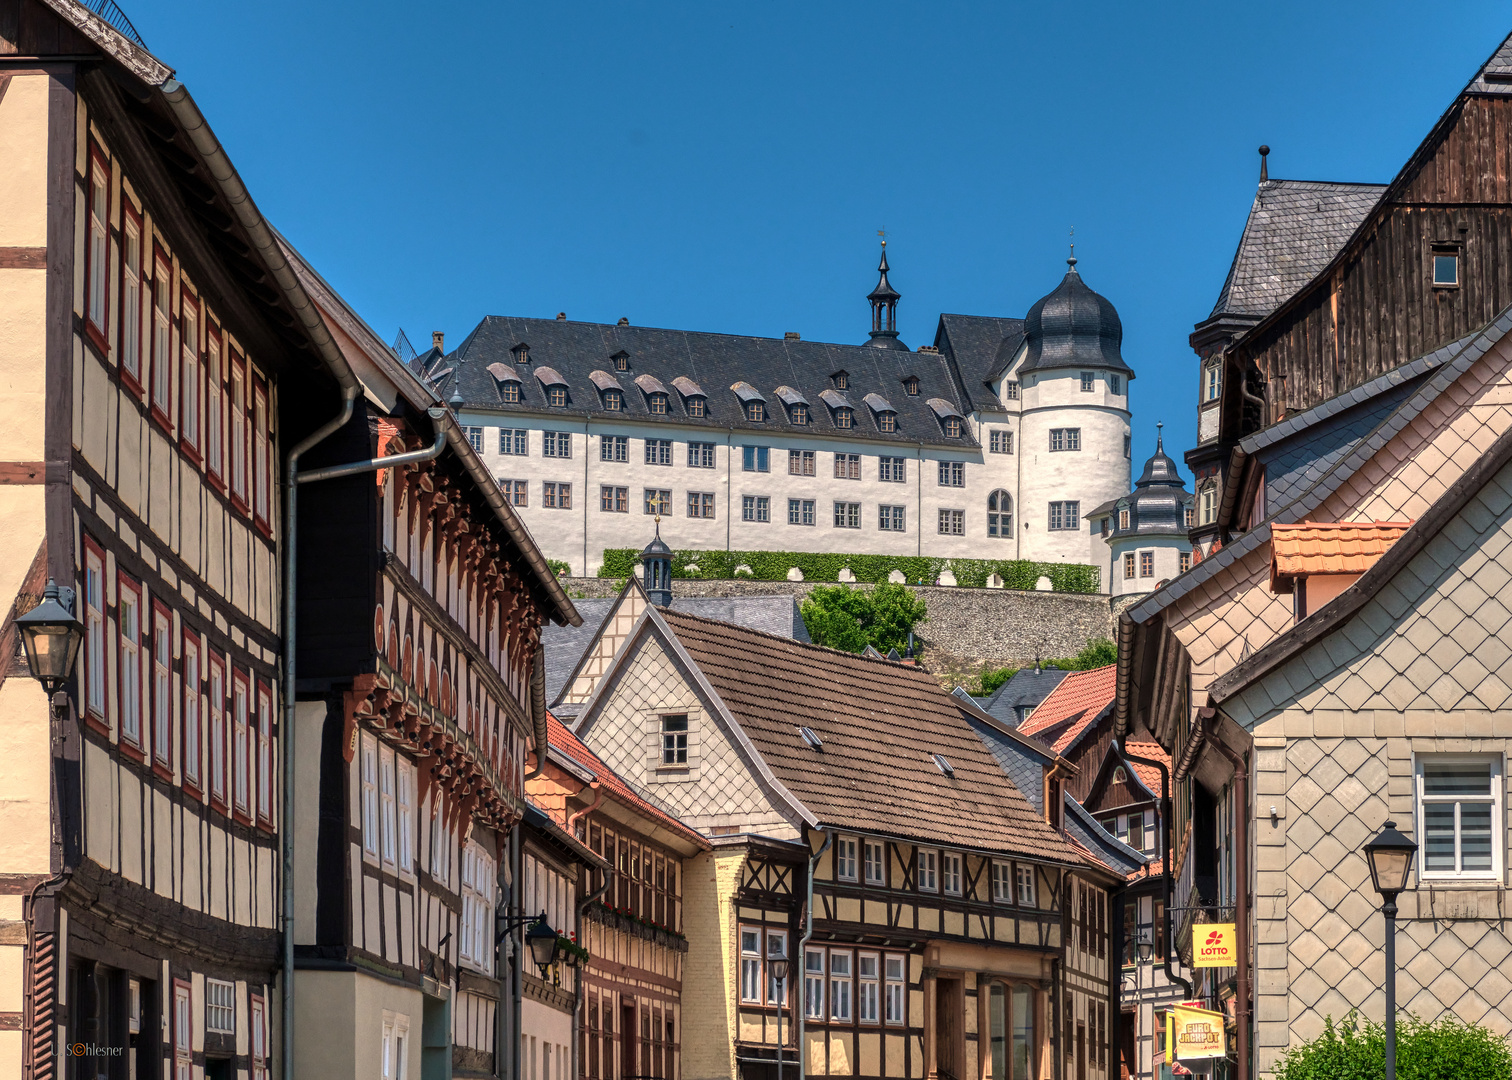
[
  {"x1": 1019, "y1": 265, "x2": 1134, "y2": 378},
  {"x1": 425, "y1": 316, "x2": 977, "y2": 450},
  {"x1": 542, "y1": 594, "x2": 810, "y2": 706},
  {"x1": 1466, "y1": 31, "x2": 1512, "y2": 94},
  {"x1": 980, "y1": 667, "x2": 1071, "y2": 726},
  {"x1": 935, "y1": 314, "x2": 1027, "y2": 415},
  {"x1": 1270, "y1": 521, "x2": 1412, "y2": 586},
  {"x1": 657, "y1": 609, "x2": 1080, "y2": 862},
  {"x1": 1065, "y1": 797, "x2": 1147, "y2": 879},
  {"x1": 1019, "y1": 665, "x2": 1117, "y2": 755},
  {"x1": 544, "y1": 714, "x2": 708, "y2": 849},
  {"x1": 1208, "y1": 180, "x2": 1386, "y2": 320}
]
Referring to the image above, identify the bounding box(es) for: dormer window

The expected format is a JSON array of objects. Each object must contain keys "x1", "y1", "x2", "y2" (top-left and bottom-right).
[
  {"x1": 904, "y1": 376, "x2": 920, "y2": 396},
  {"x1": 1118, "y1": 508, "x2": 1129, "y2": 530},
  {"x1": 648, "y1": 392, "x2": 668, "y2": 415},
  {"x1": 832, "y1": 371, "x2": 849, "y2": 390},
  {"x1": 878, "y1": 412, "x2": 896, "y2": 433},
  {"x1": 943, "y1": 417, "x2": 961, "y2": 438},
  {"x1": 548, "y1": 386, "x2": 568, "y2": 407},
  {"x1": 834, "y1": 407, "x2": 853, "y2": 429},
  {"x1": 501, "y1": 382, "x2": 520, "y2": 404},
  {"x1": 746, "y1": 401, "x2": 765, "y2": 422},
  {"x1": 511, "y1": 343, "x2": 530, "y2": 365},
  {"x1": 789, "y1": 403, "x2": 808, "y2": 425},
  {"x1": 603, "y1": 388, "x2": 623, "y2": 411},
  {"x1": 612, "y1": 351, "x2": 630, "y2": 371},
  {"x1": 688, "y1": 396, "x2": 706, "y2": 417}
]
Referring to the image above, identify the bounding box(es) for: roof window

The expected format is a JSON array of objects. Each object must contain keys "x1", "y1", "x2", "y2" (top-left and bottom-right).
[
  {"x1": 930, "y1": 753, "x2": 954, "y2": 778},
  {"x1": 798, "y1": 726, "x2": 823, "y2": 750},
  {"x1": 511, "y1": 342, "x2": 530, "y2": 364},
  {"x1": 832, "y1": 371, "x2": 849, "y2": 390},
  {"x1": 612, "y1": 350, "x2": 630, "y2": 371},
  {"x1": 904, "y1": 376, "x2": 920, "y2": 396}
]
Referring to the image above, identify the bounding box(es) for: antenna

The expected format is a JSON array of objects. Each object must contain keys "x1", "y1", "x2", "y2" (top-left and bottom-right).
[{"x1": 392, "y1": 328, "x2": 417, "y2": 364}]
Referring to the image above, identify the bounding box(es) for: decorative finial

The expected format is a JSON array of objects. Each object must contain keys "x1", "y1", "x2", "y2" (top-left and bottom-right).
[
  {"x1": 652, "y1": 492, "x2": 663, "y2": 528},
  {"x1": 1067, "y1": 226, "x2": 1077, "y2": 269},
  {"x1": 1156, "y1": 420, "x2": 1164, "y2": 452},
  {"x1": 878, "y1": 228, "x2": 886, "y2": 248},
  {"x1": 1259, "y1": 145, "x2": 1270, "y2": 183}
]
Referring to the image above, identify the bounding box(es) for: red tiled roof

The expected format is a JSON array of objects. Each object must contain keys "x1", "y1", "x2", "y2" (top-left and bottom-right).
[
  {"x1": 545, "y1": 713, "x2": 708, "y2": 849},
  {"x1": 1019, "y1": 665, "x2": 1117, "y2": 754},
  {"x1": 1129, "y1": 854, "x2": 1164, "y2": 882},
  {"x1": 1122, "y1": 740, "x2": 1170, "y2": 798},
  {"x1": 1270, "y1": 521, "x2": 1412, "y2": 586},
  {"x1": 656, "y1": 609, "x2": 1080, "y2": 864}
]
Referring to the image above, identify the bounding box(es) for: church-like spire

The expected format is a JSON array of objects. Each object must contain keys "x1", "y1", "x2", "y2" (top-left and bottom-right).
[
  {"x1": 640, "y1": 513, "x2": 673, "y2": 607},
  {"x1": 865, "y1": 237, "x2": 907, "y2": 350}
]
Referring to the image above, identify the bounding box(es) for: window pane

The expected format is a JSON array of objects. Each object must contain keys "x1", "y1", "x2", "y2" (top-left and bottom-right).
[
  {"x1": 1461, "y1": 802, "x2": 1493, "y2": 871},
  {"x1": 1423, "y1": 761, "x2": 1492, "y2": 795},
  {"x1": 1423, "y1": 803, "x2": 1457, "y2": 871}
]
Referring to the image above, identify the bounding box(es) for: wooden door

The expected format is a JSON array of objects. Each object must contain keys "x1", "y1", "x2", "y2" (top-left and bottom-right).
[{"x1": 621, "y1": 1001, "x2": 637, "y2": 1079}]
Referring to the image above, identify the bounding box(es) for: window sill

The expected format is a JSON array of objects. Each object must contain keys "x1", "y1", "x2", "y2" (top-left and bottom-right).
[{"x1": 655, "y1": 764, "x2": 691, "y2": 775}]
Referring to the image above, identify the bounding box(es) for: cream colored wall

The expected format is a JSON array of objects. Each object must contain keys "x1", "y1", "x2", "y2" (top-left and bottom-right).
[
  {"x1": 294, "y1": 969, "x2": 423, "y2": 1080},
  {"x1": 680, "y1": 848, "x2": 746, "y2": 1080},
  {"x1": 292, "y1": 700, "x2": 325, "y2": 946}
]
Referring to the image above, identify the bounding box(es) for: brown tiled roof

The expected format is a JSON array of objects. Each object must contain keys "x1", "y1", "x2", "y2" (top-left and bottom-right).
[
  {"x1": 657, "y1": 608, "x2": 1078, "y2": 863},
  {"x1": 1019, "y1": 665, "x2": 1117, "y2": 754},
  {"x1": 544, "y1": 713, "x2": 709, "y2": 849},
  {"x1": 1270, "y1": 521, "x2": 1413, "y2": 587},
  {"x1": 1122, "y1": 740, "x2": 1170, "y2": 798}
]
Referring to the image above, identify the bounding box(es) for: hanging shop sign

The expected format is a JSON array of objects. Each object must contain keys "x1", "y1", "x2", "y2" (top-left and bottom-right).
[
  {"x1": 1191, "y1": 923, "x2": 1237, "y2": 968},
  {"x1": 1169, "y1": 1003, "x2": 1228, "y2": 1060}
]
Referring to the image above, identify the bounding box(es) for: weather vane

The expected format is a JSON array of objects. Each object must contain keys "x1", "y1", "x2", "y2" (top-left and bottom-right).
[
  {"x1": 1069, "y1": 226, "x2": 1075, "y2": 260},
  {"x1": 878, "y1": 227, "x2": 886, "y2": 247}
]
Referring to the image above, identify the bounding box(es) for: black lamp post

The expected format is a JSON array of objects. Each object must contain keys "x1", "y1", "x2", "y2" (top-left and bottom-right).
[
  {"x1": 1363, "y1": 821, "x2": 1417, "y2": 1080},
  {"x1": 525, "y1": 913, "x2": 560, "y2": 978},
  {"x1": 768, "y1": 941, "x2": 790, "y2": 1080},
  {"x1": 15, "y1": 580, "x2": 83, "y2": 697}
]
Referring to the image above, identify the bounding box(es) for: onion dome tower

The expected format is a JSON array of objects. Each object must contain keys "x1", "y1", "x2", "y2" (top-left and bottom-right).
[
  {"x1": 865, "y1": 241, "x2": 907, "y2": 350},
  {"x1": 640, "y1": 522, "x2": 673, "y2": 607},
  {"x1": 1019, "y1": 253, "x2": 1135, "y2": 379}
]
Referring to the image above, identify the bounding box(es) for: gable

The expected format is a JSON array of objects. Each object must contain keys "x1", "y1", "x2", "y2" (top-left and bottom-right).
[
  {"x1": 558, "y1": 582, "x2": 647, "y2": 707},
  {"x1": 574, "y1": 620, "x2": 800, "y2": 839},
  {"x1": 1221, "y1": 453, "x2": 1512, "y2": 730}
]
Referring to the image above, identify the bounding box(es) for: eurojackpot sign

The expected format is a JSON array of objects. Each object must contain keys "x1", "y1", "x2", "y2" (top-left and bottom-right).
[
  {"x1": 1191, "y1": 923, "x2": 1237, "y2": 968},
  {"x1": 1166, "y1": 1003, "x2": 1227, "y2": 1061}
]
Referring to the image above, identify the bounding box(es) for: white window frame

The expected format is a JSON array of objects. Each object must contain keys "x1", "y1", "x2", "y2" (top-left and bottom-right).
[
  {"x1": 883, "y1": 954, "x2": 906, "y2": 1025},
  {"x1": 1415, "y1": 754, "x2": 1503, "y2": 881},
  {"x1": 1016, "y1": 864, "x2": 1037, "y2": 907},
  {"x1": 398, "y1": 759, "x2": 416, "y2": 874},
  {"x1": 183, "y1": 634, "x2": 200, "y2": 787},
  {"x1": 857, "y1": 952, "x2": 880, "y2": 1024},
  {"x1": 1204, "y1": 363, "x2": 1221, "y2": 402},
  {"x1": 209, "y1": 658, "x2": 226, "y2": 801},
  {"x1": 205, "y1": 977, "x2": 235, "y2": 1034},
  {"x1": 257, "y1": 683, "x2": 273, "y2": 823},
  {"x1": 380, "y1": 744, "x2": 397, "y2": 866},
  {"x1": 941, "y1": 850, "x2": 963, "y2": 896},
  {"x1": 863, "y1": 840, "x2": 885, "y2": 885},
  {"x1": 991, "y1": 861, "x2": 1011, "y2": 903},
  {"x1": 430, "y1": 792, "x2": 451, "y2": 886},
  {"x1": 740, "y1": 927, "x2": 763, "y2": 1003},
  {"x1": 251, "y1": 994, "x2": 269, "y2": 1080},
  {"x1": 804, "y1": 948, "x2": 825, "y2": 1020},
  {"x1": 180, "y1": 297, "x2": 200, "y2": 452},
  {"x1": 152, "y1": 607, "x2": 172, "y2": 765},
  {"x1": 917, "y1": 849, "x2": 938, "y2": 892},
  {"x1": 206, "y1": 328, "x2": 223, "y2": 477},
  {"x1": 766, "y1": 929, "x2": 789, "y2": 1004},
  {"x1": 835, "y1": 835, "x2": 858, "y2": 882},
  {"x1": 121, "y1": 212, "x2": 142, "y2": 382},
  {"x1": 84, "y1": 546, "x2": 105, "y2": 719},
  {"x1": 361, "y1": 732, "x2": 380, "y2": 859},
  {"x1": 460, "y1": 842, "x2": 496, "y2": 974},
  {"x1": 174, "y1": 981, "x2": 193, "y2": 1080},
  {"x1": 829, "y1": 949, "x2": 853, "y2": 1022}
]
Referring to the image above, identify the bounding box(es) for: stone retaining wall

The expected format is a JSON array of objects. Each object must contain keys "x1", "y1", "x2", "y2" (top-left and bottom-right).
[{"x1": 559, "y1": 576, "x2": 1142, "y2": 681}]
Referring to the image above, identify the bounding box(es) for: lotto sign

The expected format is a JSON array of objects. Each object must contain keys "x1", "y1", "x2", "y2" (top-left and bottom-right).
[
  {"x1": 1192, "y1": 923, "x2": 1237, "y2": 968},
  {"x1": 1171, "y1": 1003, "x2": 1227, "y2": 1060}
]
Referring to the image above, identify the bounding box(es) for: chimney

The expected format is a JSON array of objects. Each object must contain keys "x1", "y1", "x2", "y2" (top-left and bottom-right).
[
  {"x1": 1259, "y1": 144, "x2": 1270, "y2": 182},
  {"x1": 432, "y1": 331, "x2": 444, "y2": 352},
  {"x1": 784, "y1": 331, "x2": 800, "y2": 341},
  {"x1": 917, "y1": 345, "x2": 939, "y2": 353},
  {"x1": 557, "y1": 312, "x2": 567, "y2": 320}
]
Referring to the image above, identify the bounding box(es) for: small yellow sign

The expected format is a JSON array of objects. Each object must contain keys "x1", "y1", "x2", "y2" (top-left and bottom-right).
[
  {"x1": 1172, "y1": 1003, "x2": 1228, "y2": 1060},
  {"x1": 1192, "y1": 923, "x2": 1237, "y2": 968}
]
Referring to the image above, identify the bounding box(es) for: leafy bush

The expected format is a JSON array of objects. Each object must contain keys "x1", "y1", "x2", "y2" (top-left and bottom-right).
[
  {"x1": 976, "y1": 666, "x2": 1020, "y2": 696},
  {"x1": 547, "y1": 559, "x2": 571, "y2": 577},
  {"x1": 1049, "y1": 637, "x2": 1117, "y2": 671},
  {"x1": 598, "y1": 547, "x2": 1100, "y2": 594},
  {"x1": 800, "y1": 583, "x2": 929, "y2": 654},
  {"x1": 1274, "y1": 1012, "x2": 1512, "y2": 1080}
]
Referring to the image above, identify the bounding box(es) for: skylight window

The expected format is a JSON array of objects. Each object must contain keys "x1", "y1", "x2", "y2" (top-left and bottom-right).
[
  {"x1": 798, "y1": 726, "x2": 823, "y2": 750},
  {"x1": 930, "y1": 753, "x2": 954, "y2": 777}
]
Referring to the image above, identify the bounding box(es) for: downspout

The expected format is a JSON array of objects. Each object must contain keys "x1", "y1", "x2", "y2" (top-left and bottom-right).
[
  {"x1": 526, "y1": 649, "x2": 548, "y2": 780},
  {"x1": 726, "y1": 427, "x2": 733, "y2": 556},
  {"x1": 797, "y1": 831, "x2": 833, "y2": 1080},
  {"x1": 1114, "y1": 739, "x2": 1193, "y2": 998},
  {"x1": 1207, "y1": 722, "x2": 1251, "y2": 1080},
  {"x1": 916, "y1": 441, "x2": 924, "y2": 558},
  {"x1": 583, "y1": 416, "x2": 590, "y2": 578}
]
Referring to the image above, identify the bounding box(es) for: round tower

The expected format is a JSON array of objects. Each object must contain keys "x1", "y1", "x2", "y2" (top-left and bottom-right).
[
  {"x1": 1014, "y1": 254, "x2": 1134, "y2": 570},
  {"x1": 1104, "y1": 427, "x2": 1193, "y2": 595}
]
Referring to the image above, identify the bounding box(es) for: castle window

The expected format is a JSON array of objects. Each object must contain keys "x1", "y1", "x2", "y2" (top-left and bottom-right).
[
  {"x1": 645, "y1": 438, "x2": 673, "y2": 466},
  {"x1": 943, "y1": 416, "x2": 962, "y2": 438},
  {"x1": 788, "y1": 499, "x2": 816, "y2": 526},
  {"x1": 938, "y1": 461, "x2": 965, "y2": 487},
  {"x1": 511, "y1": 343, "x2": 530, "y2": 364},
  {"x1": 1124, "y1": 553, "x2": 1136, "y2": 580},
  {"x1": 613, "y1": 351, "x2": 629, "y2": 371},
  {"x1": 878, "y1": 411, "x2": 896, "y2": 433},
  {"x1": 465, "y1": 426, "x2": 483, "y2": 452},
  {"x1": 644, "y1": 488, "x2": 671, "y2": 515},
  {"x1": 879, "y1": 456, "x2": 906, "y2": 482},
  {"x1": 603, "y1": 388, "x2": 622, "y2": 410},
  {"x1": 742, "y1": 495, "x2": 771, "y2": 522},
  {"x1": 1204, "y1": 363, "x2": 1221, "y2": 402},
  {"x1": 547, "y1": 386, "x2": 568, "y2": 407},
  {"x1": 904, "y1": 377, "x2": 920, "y2": 396},
  {"x1": 543, "y1": 431, "x2": 572, "y2": 458},
  {"x1": 1118, "y1": 508, "x2": 1129, "y2": 530},
  {"x1": 1048, "y1": 501, "x2": 1081, "y2": 531},
  {"x1": 987, "y1": 490, "x2": 1013, "y2": 538},
  {"x1": 1125, "y1": 434, "x2": 1131, "y2": 458},
  {"x1": 833, "y1": 502, "x2": 861, "y2": 529},
  {"x1": 1198, "y1": 481, "x2": 1218, "y2": 525},
  {"x1": 835, "y1": 453, "x2": 861, "y2": 480},
  {"x1": 688, "y1": 395, "x2": 706, "y2": 417},
  {"x1": 879, "y1": 505, "x2": 905, "y2": 531},
  {"x1": 600, "y1": 485, "x2": 629, "y2": 513},
  {"x1": 689, "y1": 441, "x2": 716, "y2": 468},
  {"x1": 789, "y1": 449, "x2": 816, "y2": 476},
  {"x1": 1004, "y1": 380, "x2": 1020, "y2": 400},
  {"x1": 1109, "y1": 374, "x2": 1121, "y2": 394},
  {"x1": 789, "y1": 403, "x2": 809, "y2": 425},
  {"x1": 600, "y1": 435, "x2": 628, "y2": 462},
  {"x1": 990, "y1": 430, "x2": 1013, "y2": 454},
  {"x1": 835, "y1": 407, "x2": 854, "y2": 429},
  {"x1": 1050, "y1": 428, "x2": 1081, "y2": 452},
  {"x1": 688, "y1": 490, "x2": 716, "y2": 518},
  {"x1": 648, "y1": 391, "x2": 669, "y2": 414},
  {"x1": 1185, "y1": 505, "x2": 1195, "y2": 528},
  {"x1": 1180, "y1": 551, "x2": 1192, "y2": 573},
  {"x1": 937, "y1": 509, "x2": 964, "y2": 536},
  {"x1": 746, "y1": 401, "x2": 765, "y2": 422},
  {"x1": 833, "y1": 371, "x2": 849, "y2": 390},
  {"x1": 1080, "y1": 371, "x2": 1095, "y2": 392},
  {"x1": 501, "y1": 381, "x2": 520, "y2": 404},
  {"x1": 1140, "y1": 551, "x2": 1154, "y2": 577}
]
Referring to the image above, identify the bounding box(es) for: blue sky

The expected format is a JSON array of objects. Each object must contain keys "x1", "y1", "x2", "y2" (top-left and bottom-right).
[{"x1": 127, "y1": 0, "x2": 1510, "y2": 471}]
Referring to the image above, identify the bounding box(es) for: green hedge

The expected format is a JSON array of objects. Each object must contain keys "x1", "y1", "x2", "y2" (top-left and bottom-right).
[{"x1": 598, "y1": 548, "x2": 1100, "y2": 594}]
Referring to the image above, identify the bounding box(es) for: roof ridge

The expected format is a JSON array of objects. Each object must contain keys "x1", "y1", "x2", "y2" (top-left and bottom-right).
[{"x1": 659, "y1": 605, "x2": 931, "y2": 674}]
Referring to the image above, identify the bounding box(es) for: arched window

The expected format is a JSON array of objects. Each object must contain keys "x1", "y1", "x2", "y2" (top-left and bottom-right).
[{"x1": 988, "y1": 490, "x2": 1013, "y2": 538}]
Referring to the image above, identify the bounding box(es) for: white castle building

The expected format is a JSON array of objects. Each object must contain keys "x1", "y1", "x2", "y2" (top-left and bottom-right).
[{"x1": 419, "y1": 247, "x2": 1136, "y2": 580}]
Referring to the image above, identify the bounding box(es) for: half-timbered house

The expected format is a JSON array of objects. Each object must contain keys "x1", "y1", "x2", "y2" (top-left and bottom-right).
[
  {"x1": 275, "y1": 242, "x2": 581, "y2": 1080},
  {"x1": 0, "y1": 3, "x2": 383, "y2": 1078},
  {"x1": 561, "y1": 544, "x2": 1119, "y2": 1080},
  {"x1": 526, "y1": 714, "x2": 708, "y2": 1080}
]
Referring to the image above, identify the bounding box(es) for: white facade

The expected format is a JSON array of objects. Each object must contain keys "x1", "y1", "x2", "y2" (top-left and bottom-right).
[
  {"x1": 457, "y1": 369, "x2": 1131, "y2": 579},
  {"x1": 1106, "y1": 535, "x2": 1190, "y2": 597}
]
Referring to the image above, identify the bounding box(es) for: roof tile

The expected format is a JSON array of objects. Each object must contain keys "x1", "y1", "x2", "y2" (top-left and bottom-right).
[{"x1": 1270, "y1": 521, "x2": 1413, "y2": 586}]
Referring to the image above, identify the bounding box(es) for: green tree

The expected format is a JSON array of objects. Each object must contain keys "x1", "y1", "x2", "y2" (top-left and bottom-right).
[
  {"x1": 975, "y1": 666, "x2": 1020, "y2": 697},
  {"x1": 1049, "y1": 637, "x2": 1117, "y2": 671},
  {"x1": 800, "y1": 584, "x2": 928, "y2": 654},
  {"x1": 1274, "y1": 1012, "x2": 1512, "y2": 1080}
]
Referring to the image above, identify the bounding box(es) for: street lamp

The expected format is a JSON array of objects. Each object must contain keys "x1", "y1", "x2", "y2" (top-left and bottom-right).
[
  {"x1": 497, "y1": 910, "x2": 560, "y2": 979},
  {"x1": 768, "y1": 941, "x2": 790, "y2": 1080},
  {"x1": 1137, "y1": 935, "x2": 1154, "y2": 963},
  {"x1": 1363, "y1": 821, "x2": 1418, "y2": 1080},
  {"x1": 15, "y1": 580, "x2": 83, "y2": 696}
]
